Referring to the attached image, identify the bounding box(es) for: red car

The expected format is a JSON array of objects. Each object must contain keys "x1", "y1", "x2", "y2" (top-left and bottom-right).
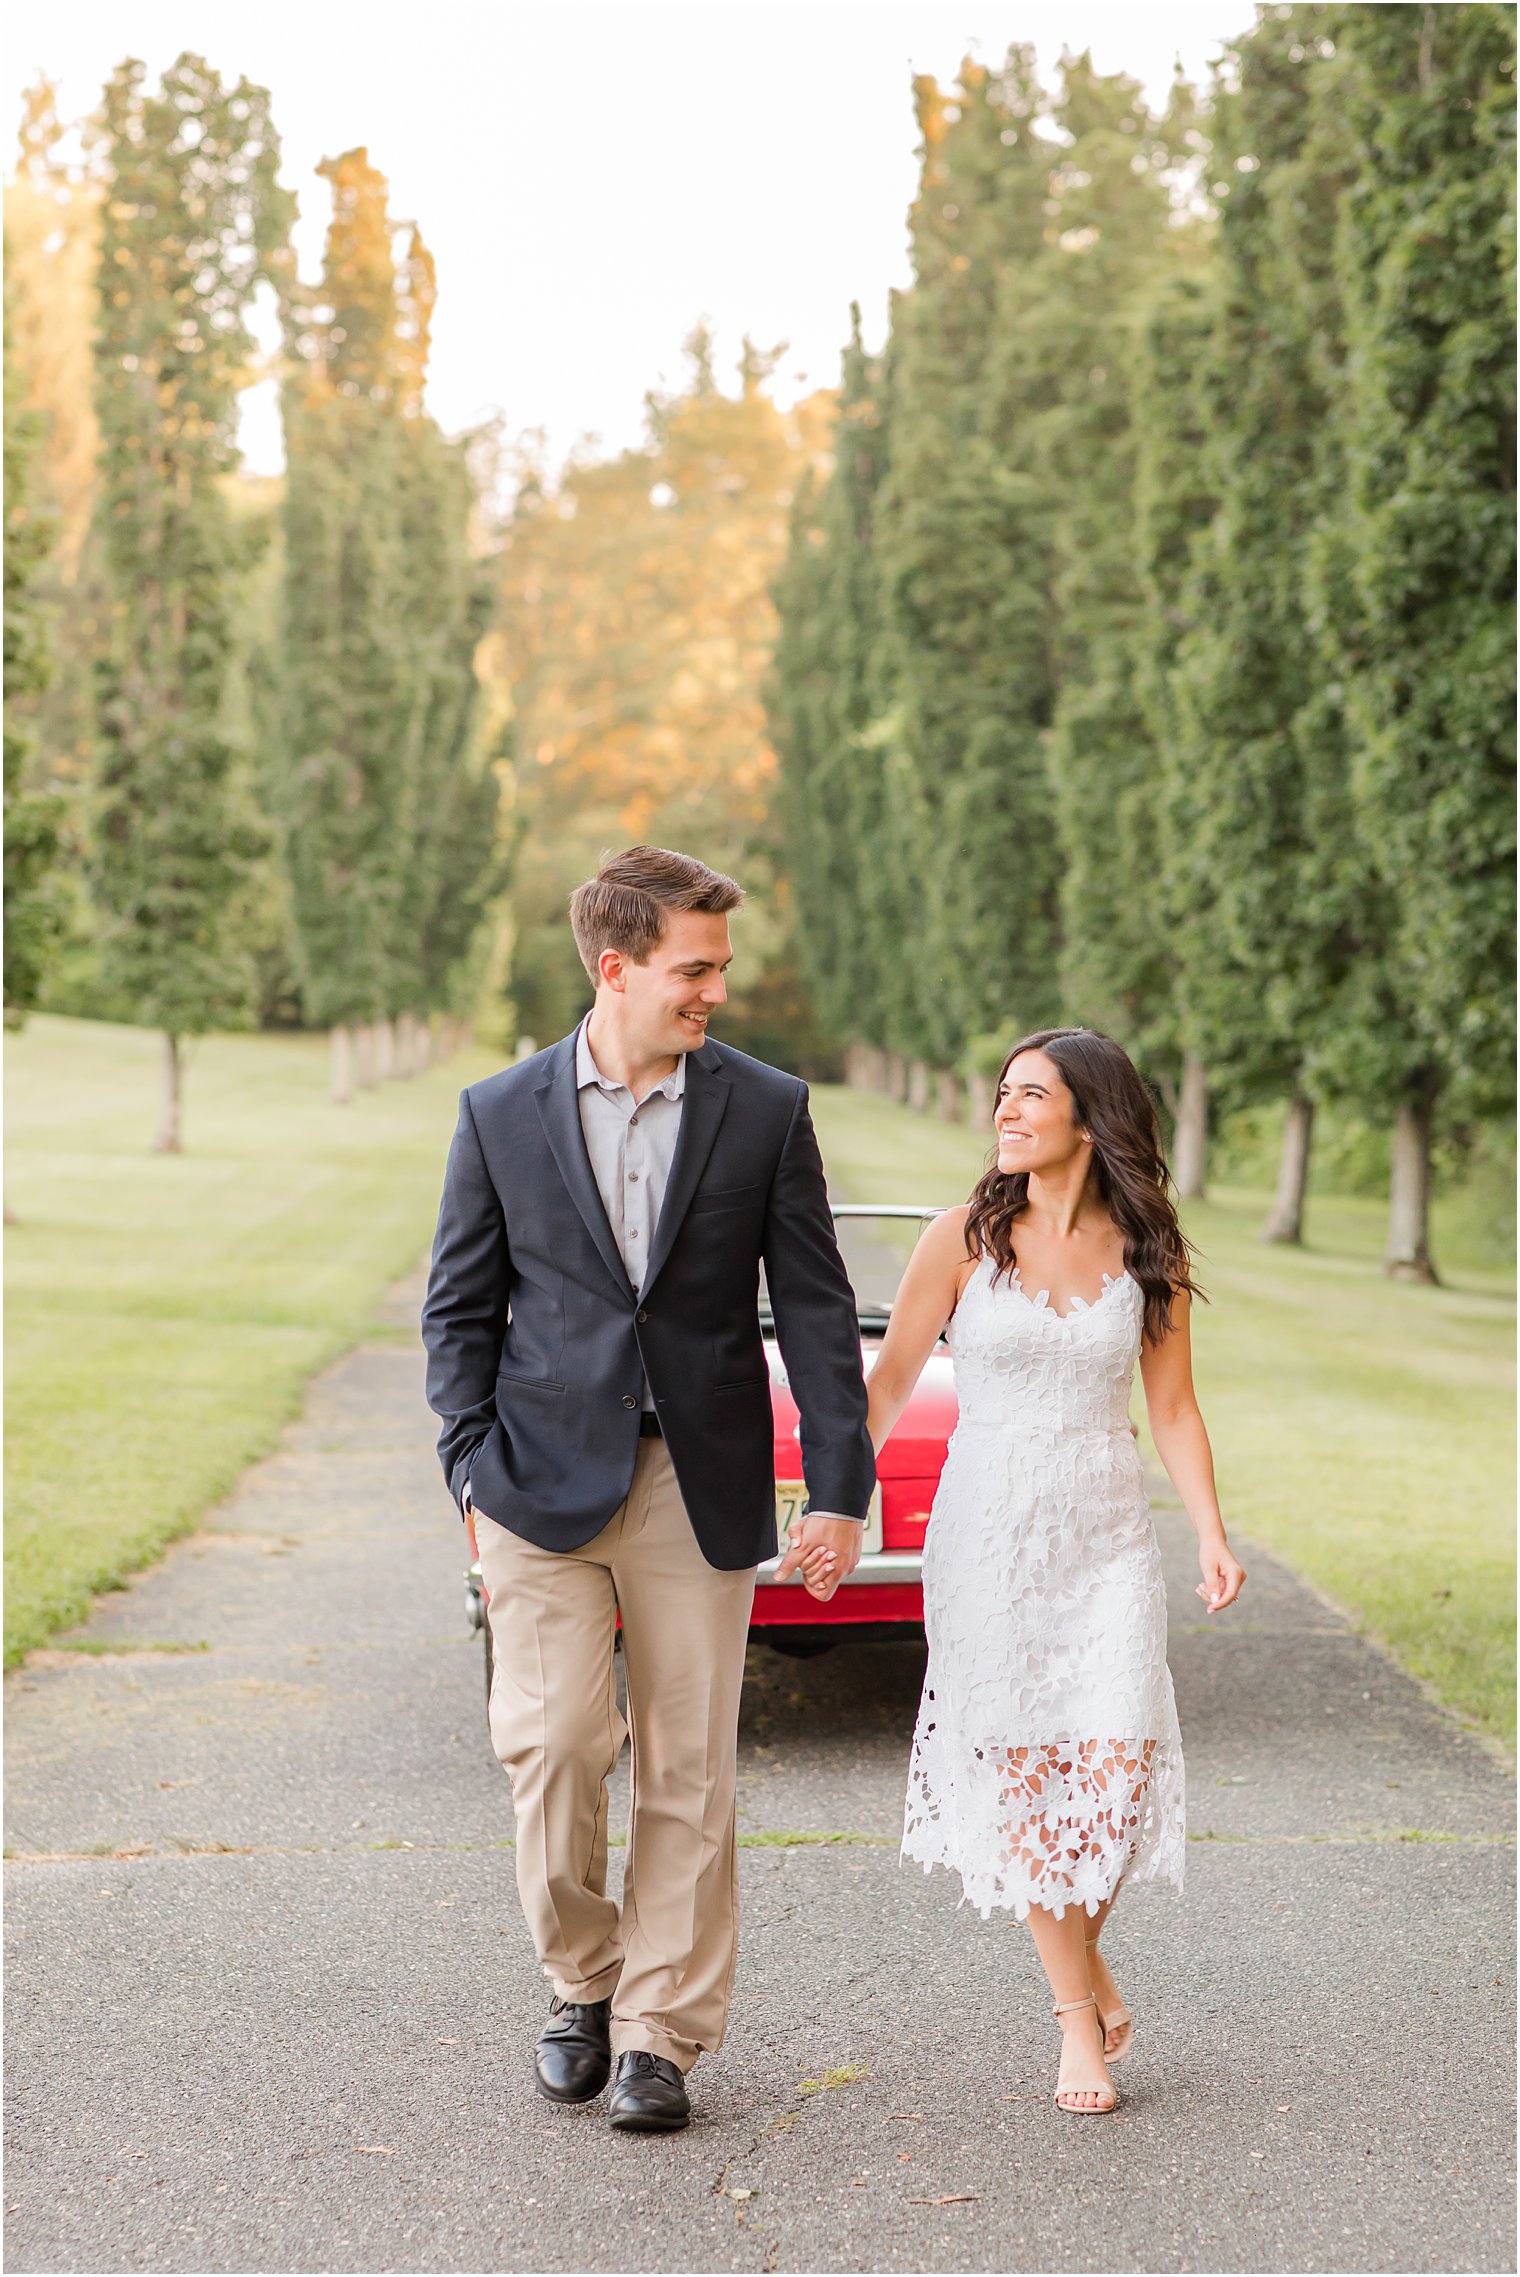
[{"x1": 466, "y1": 1205, "x2": 955, "y2": 1683}]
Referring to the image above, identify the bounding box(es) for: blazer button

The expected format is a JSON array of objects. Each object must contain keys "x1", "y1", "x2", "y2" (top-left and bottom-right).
[
  {"x1": 635, "y1": 1308, "x2": 648, "y2": 1324},
  {"x1": 622, "y1": 1394, "x2": 637, "y2": 1409}
]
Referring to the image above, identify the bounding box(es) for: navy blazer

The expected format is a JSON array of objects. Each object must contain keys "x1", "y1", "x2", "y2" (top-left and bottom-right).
[{"x1": 420, "y1": 1030, "x2": 875, "y2": 1570}]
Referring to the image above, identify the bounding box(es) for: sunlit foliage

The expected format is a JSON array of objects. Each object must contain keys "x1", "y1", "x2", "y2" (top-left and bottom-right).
[{"x1": 498, "y1": 328, "x2": 833, "y2": 1050}]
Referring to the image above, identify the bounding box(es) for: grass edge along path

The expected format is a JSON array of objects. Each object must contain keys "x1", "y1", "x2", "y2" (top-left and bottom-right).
[
  {"x1": 5, "y1": 1015, "x2": 496, "y2": 1668},
  {"x1": 808, "y1": 1083, "x2": 1515, "y2": 1754}
]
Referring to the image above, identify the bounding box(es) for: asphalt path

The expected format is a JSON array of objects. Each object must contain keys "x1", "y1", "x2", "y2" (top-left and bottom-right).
[{"x1": 5, "y1": 1268, "x2": 1514, "y2": 2275}]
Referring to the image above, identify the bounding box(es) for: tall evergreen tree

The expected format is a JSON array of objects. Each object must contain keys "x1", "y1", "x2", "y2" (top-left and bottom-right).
[
  {"x1": 5, "y1": 81, "x2": 106, "y2": 801},
  {"x1": 770, "y1": 307, "x2": 894, "y2": 1056},
  {"x1": 280, "y1": 149, "x2": 411, "y2": 1095},
  {"x1": 90, "y1": 55, "x2": 292, "y2": 1149},
  {"x1": 769, "y1": 473, "x2": 840, "y2": 1023},
  {"x1": 1037, "y1": 59, "x2": 1212, "y2": 1185},
  {"x1": 392, "y1": 417, "x2": 506, "y2": 1041},
  {"x1": 1093, "y1": 273, "x2": 1215, "y2": 1110},
  {"x1": 1158, "y1": 13, "x2": 1375, "y2": 1232},
  {"x1": 873, "y1": 54, "x2": 1059, "y2": 1073},
  {"x1": 1312, "y1": 2, "x2": 1516, "y2": 1278},
  {"x1": 4, "y1": 277, "x2": 63, "y2": 1024},
  {"x1": 278, "y1": 149, "x2": 498, "y2": 1097}
]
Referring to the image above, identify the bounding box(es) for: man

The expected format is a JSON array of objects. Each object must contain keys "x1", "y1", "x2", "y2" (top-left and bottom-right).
[{"x1": 421, "y1": 845, "x2": 874, "y2": 2133}]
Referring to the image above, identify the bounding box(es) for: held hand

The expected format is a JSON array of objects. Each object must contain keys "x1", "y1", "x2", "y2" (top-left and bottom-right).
[
  {"x1": 773, "y1": 1514, "x2": 863, "y2": 1603},
  {"x1": 772, "y1": 1529, "x2": 841, "y2": 1601},
  {"x1": 1196, "y1": 1542, "x2": 1246, "y2": 1613},
  {"x1": 770, "y1": 1545, "x2": 839, "y2": 1602},
  {"x1": 798, "y1": 1548, "x2": 837, "y2": 1600}
]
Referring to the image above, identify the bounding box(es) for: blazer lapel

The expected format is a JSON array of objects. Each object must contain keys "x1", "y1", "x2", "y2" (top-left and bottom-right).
[
  {"x1": 639, "y1": 1044, "x2": 731, "y2": 1297},
  {"x1": 533, "y1": 1035, "x2": 633, "y2": 1300}
]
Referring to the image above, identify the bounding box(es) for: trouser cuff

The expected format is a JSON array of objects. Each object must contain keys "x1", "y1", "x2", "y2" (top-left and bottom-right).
[{"x1": 551, "y1": 1964, "x2": 621, "y2": 2005}]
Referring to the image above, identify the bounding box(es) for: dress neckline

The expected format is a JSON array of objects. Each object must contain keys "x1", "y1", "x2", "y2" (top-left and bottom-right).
[{"x1": 1005, "y1": 1260, "x2": 1131, "y2": 1324}]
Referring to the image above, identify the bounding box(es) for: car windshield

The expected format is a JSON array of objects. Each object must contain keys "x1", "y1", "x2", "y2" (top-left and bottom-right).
[{"x1": 758, "y1": 1207, "x2": 942, "y2": 1332}]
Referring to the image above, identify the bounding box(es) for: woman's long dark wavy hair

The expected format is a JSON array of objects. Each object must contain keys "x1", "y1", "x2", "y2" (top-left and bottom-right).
[{"x1": 963, "y1": 1027, "x2": 1202, "y2": 1346}]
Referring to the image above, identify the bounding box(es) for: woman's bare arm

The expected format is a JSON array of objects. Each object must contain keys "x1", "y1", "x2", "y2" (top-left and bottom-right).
[
  {"x1": 1138, "y1": 1291, "x2": 1246, "y2": 1611},
  {"x1": 865, "y1": 1206, "x2": 976, "y2": 1453},
  {"x1": 793, "y1": 1207, "x2": 974, "y2": 1598}
]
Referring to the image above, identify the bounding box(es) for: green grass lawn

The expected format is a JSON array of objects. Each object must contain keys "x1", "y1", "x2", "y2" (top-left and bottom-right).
[
  {"x1": 808, "y1": 1086, "x2": 1515, "y2": 1753},
  {"x1": 4, "y1": 1015, "x2": 495, "y2": 1667}
]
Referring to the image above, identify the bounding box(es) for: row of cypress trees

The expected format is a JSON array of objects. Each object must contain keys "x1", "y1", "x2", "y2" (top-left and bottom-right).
[
  {"x1": 278, "y1": 148, "x2": 503, "y2": 1106},
  {"x1": 768, "y1": 5, "x2": 1515, "y2": 1278},
  {"x1": 5, "y1": 57, "x2": 503, "y2": 1142}
]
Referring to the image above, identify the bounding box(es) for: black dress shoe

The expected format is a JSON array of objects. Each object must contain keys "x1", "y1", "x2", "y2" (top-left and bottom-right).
[
  {"x1": 533, "y1": 1996, "x2": 612, "y2": 2104},
  {"x1": 607, "y1": 2049, "x2": 691, "y2": 2132}
]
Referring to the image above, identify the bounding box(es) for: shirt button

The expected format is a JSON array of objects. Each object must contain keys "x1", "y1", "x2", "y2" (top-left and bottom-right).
[
  {"x1": 622, "y1": 1394, "x2": 637, "y2": 1410},
  {"x1": 630, "y1": 1115, "x2": 639, "y2": 1127},
  {"x1": 636, "y1": 1308, "x2": 648, "y2": 1324},
  {"x1": 628, "y1": 1170, "x2": 639, "y2": 1182}
]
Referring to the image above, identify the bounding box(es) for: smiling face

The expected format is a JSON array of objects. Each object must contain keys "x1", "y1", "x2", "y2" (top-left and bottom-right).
[
  {"x1": 993, "y1": 1048, "x2": 1092, "y2": 1177},
  {"x1": 599, "y1": 907, "x2": 732, "y2": 1057}
]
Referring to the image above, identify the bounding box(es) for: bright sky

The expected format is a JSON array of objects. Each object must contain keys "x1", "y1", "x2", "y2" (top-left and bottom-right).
[{"x1": 7, "y1": 1, "x2": 1254, "y2": 474}]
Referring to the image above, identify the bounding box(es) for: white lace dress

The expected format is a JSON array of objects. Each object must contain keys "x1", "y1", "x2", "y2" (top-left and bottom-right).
[{"x1": 902, "y1": 1257, "x2": 1185, "y2": 1920}]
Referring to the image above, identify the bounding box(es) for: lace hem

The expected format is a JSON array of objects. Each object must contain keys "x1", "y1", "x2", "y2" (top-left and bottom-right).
[{"x1": 902, "y1": 1730, "x2": 1185, "y2": 1922}]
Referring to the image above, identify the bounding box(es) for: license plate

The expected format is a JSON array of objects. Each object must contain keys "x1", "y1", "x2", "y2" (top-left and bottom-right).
[{"x1": 774, "y1": 1481, "x2": 883, "y2": 1557}]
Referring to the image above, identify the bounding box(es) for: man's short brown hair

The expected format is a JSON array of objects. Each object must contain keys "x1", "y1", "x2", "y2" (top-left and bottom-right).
[{"x1": 569, "y1": 845, "x2": 745, "y2": 983}]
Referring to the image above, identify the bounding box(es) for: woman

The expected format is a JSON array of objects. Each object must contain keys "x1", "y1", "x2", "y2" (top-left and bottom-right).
[{"x1": 816, "y1": 1028, "x2": 1245, "y2": 2113}]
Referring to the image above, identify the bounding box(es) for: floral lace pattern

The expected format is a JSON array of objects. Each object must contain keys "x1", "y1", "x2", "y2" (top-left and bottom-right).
[{"x1": 902, "y1": 1259, "x2": 1185, "y2": 1920}]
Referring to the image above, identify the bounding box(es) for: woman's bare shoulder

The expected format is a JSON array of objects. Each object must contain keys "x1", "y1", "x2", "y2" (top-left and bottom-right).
[
  {"x1": 921, "y1": 1202, "x2": 975, "y2": 1258},
  {"x1": 913, "y1": 1205, "x2": 983, "y2": 1310}
]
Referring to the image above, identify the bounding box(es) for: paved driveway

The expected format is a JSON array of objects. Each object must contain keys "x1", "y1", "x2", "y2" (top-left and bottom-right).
[{"x1": 5, "y1": 1272, "x2": 1514, "y2": 2274}]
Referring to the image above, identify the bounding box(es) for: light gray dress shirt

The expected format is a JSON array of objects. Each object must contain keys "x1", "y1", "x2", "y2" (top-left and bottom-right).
[{"x1": 575, "y1": 1015, "x2": 684, "y2": 1408}]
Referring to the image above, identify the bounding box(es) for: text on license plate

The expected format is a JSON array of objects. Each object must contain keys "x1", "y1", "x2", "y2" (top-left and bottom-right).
[{"x1": 774, "y1": 1481, "x2": 883, "y2": 1557}]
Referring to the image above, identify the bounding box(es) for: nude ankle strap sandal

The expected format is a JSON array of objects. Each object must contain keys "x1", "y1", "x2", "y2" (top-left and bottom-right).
[
  {"x1": 1051, "y1": 1995, "x2": 1118, "y2": 2115},
  {"x1": 1084, "y1": 1932, "x2": 1133, "y2": 2063}
]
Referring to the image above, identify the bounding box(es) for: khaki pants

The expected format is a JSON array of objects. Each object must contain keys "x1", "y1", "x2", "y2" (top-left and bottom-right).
[{"x1": 473, "y1": 1439, "x2": 756, "y2": 2073}]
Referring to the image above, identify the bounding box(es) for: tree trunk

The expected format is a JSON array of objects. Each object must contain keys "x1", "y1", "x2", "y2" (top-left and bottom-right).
[
  {"x1": 907, "y1": 1058, "x2": 931, "y2": 1112},
  {"x1": 331, "y1": 1024, "x2": 354, "y2": 1105},
  {"x1": 154, "y1": 1031, "x2": 182, "y2": 1154},
  {"x1": 375, "y1": 1017, "x2": 396, "y2": 1080},
  {"x1": 413, "y1": 1017, "x2": 432, "y2": 1074},
  {"x1": 1385, "y1": 1082, "x2": 1440, "y2": 1283},
  {"x1": 844, "y1": 1042, "x2": 881, "y2": 1091},
  {"x1": 883, "y1": 1053, "x2": 908, "y2": 1103},
  {"x1": 964, "y1": 1071, "x2": 995, "y2": 1132},
  {"x1": 936, "y1": 1070, "x2": 963, "y2": 1123},
  {"x1": 355, "y1": 1023, "x2": 378, "y2": 1088},
  {"x1": 1261, "y1": 1094, "x2": 1314, "y2": 1245},
  {"x1": 1172, "y1": 1052, "x2": 1208, "y2": 1200}
]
